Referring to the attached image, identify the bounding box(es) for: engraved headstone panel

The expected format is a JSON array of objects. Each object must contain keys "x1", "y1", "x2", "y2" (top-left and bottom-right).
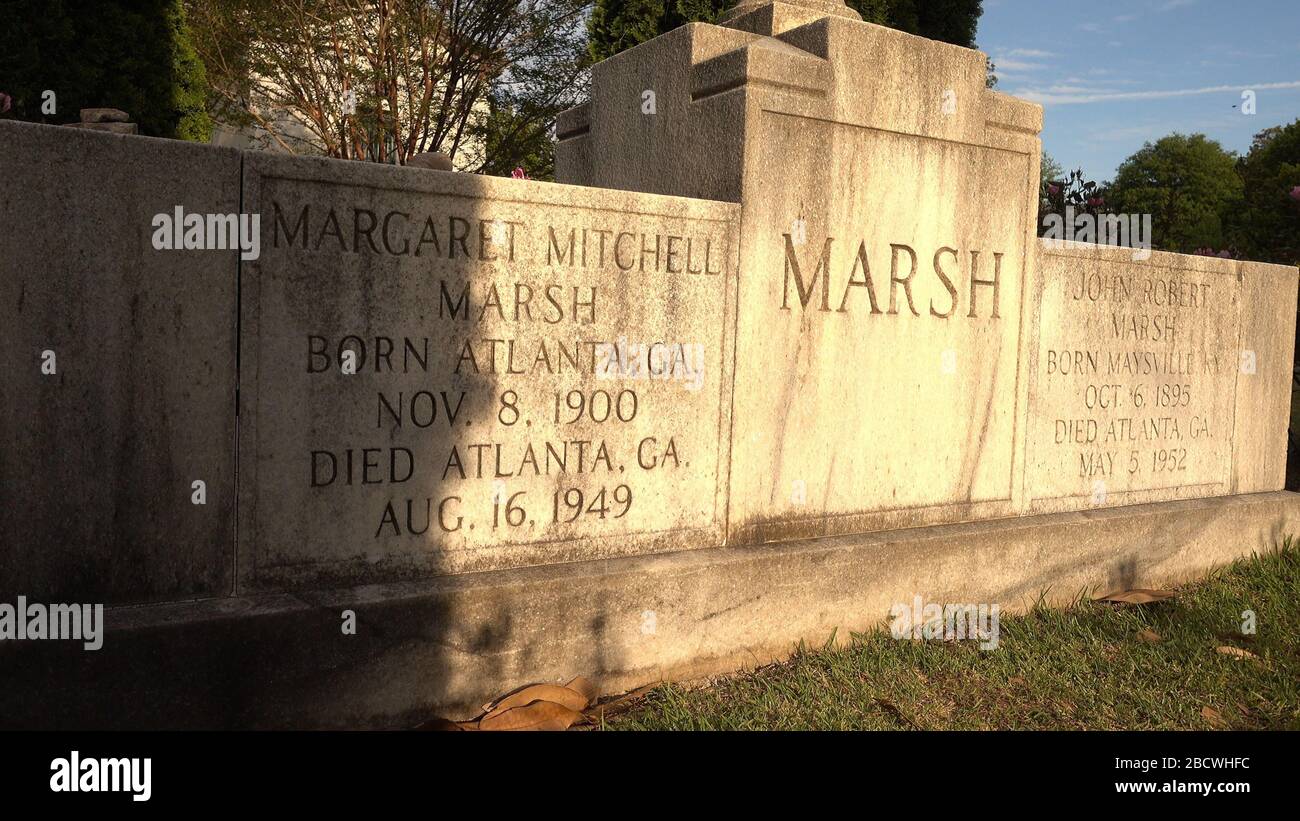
[
  {"x1": 238, "y1": 155, "x2": 739, "y2": 590},
  {"x1": 730, "y1": 112, "x2": 1035, "y2": 542},
  {"x1": 1028, "y1": 243, "x2": 1294, "y2": 512},
  {"x1": 716, "y1": 17, "x2": 1043, "y2": 543}
]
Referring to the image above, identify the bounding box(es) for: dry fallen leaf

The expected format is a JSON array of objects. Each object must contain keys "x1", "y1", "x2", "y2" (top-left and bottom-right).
[
  {"x1": 1216, "y1": 645, "x2": 1260, "y2": 661},
  {"x1": 1201, "y1": 705, "x2": 1228, "y2": 728},
  {"x1": 1135, "y1": 629, "x2": 1162, "y2": 643},
  {"x1": 1217, "y1": 631, "x2": 1256, "y2": 644},
  {"x1": 1097, "y1": 589, "x2": 1176, "y2": 605},
  {"x1": 441, "y1": 675, "x2": 604, "y2": 731},
  {"x1": 478, "y1": 700, "x2": 586, "y2": 731},
  {"x1": 874, "y1": 698, "x2": 921, "y2": 729},
  {"x1": 481, "y1": 683, "x2": 591, "y2": 719},
  {"x1": 565, "y1": 676, "x2": 599, "y2": 705}
]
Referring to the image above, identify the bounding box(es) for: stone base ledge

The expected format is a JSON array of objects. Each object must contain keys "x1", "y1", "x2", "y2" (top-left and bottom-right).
[{"x1": 3, "y1": 491, "x2": 1297, "y2": 729}]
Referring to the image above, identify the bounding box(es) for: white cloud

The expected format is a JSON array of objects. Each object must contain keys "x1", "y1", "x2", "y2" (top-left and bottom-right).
[
  {"x1": 1040, "y1": 85, "x2": 1117, "y2": 94},
  {"x1": 1087, "y1": 113, "x2": 1247, "y2": 144},
  {"x1": 989, "y1": 47, "x2": 1058, "y2": 75},
  {"x1": 1087, "y1": 122, "x2": 1177, "y2": 143},
  {"x1": 1014, "y1": 79, "x2": 1300, "y2": 105},
  {"x1": 1160, "y1": 0, "x2": 1196, "y2": 10},
  {"x1": 1004, "y1": 48, "x2": 1055, "y2": 58},
  {"x1": 994, "y1": 58, "x2": 1048, "y2": 72}
]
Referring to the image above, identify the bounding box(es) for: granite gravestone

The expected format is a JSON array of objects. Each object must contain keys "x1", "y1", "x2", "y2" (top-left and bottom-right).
[{"x1": 238, "y1": 154, "x2": 739, "y2": 588}]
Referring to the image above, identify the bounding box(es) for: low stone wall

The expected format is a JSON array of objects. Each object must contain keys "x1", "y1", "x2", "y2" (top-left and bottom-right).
[{"x1": 3, "y1": 492, "x2": 1296, "y2": 728}]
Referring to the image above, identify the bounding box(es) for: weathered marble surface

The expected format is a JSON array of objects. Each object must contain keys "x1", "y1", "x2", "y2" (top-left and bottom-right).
[
  {"x1": 0, "y1": 120, "x2": 240, "y2": 604},
  {"x1": 4, "y1": 0, "x2": 1296, "y2": 608},
  {"x1": 1027, "y1": 242, "x2": 1297, "y2": 514},
  {"x1": 561, "y1": 3, "x2": 1042, "y2": 542},
  {"x1": 239, "y1": 154, "x2": 739, "y2": 588},
  {"x1": 3, "y1": 0, "x2": 1299, "y2": 729},
  {"x1": 559, "y1": 0, "x2": 1297, "y2": 545}
]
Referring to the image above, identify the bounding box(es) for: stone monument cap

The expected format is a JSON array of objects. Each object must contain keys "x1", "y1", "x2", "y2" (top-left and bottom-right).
[
  {"x1": 405, "y1": 151, "x2": 454, "y2": 171},
  {"x1": 80, "y1": 108, "x2": 131, "y2": 123},
  {"x1": 720, "y1": 0, "x2": 862, "y2": 25}
]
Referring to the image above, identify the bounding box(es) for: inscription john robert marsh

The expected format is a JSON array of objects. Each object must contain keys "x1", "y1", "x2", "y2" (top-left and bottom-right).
[
  {"x1": 1028, "y1": 247, "x2": 1239, "y2": 509},
  {"x1": 238, "y1": 167, "x2": 738, "y2": 588}
]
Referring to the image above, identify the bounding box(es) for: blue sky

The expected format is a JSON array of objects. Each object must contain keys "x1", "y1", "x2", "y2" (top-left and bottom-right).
[{"x1": 979, "y1": 0, "x2": 1300, "y2": 183}]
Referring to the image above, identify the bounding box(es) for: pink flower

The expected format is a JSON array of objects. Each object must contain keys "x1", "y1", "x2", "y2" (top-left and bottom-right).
[
  {"x1": 1217, "y1": 250, "x2": 1232, "y2": 258},
  {"x1": 0, "y1": 92, "x2": 11, "y2": 114},
  {"x1": 511, "y1": 167, "x2": 528, "y2": 180},
  {"x1": 1046, "y1": 183, "x2": 1060, "y2": 195},
  {"x1": 1086, "y1": 196, "x2": 1105, "y2": 208},
  {"x1": 1289, "y1": 185, "x2": 1300, "y2": 202}
]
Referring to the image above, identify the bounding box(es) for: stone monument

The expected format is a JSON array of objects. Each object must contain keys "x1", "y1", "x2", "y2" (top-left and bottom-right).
[{"x1": 1, "y1": 0, "x2": 1296, "y2": 727}]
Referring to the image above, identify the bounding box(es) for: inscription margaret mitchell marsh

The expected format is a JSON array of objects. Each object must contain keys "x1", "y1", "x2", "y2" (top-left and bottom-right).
[
  {"x1": 238, "y1": 171, "x2": 737, "y2": 585},
  {"x1": 271, "y1": 200, "x2": 726, "y2": 275}
]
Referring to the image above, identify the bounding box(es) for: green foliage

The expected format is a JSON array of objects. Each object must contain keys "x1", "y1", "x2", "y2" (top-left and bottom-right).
[
  {"x1": 1040, "y1": 150, "x2": 1065, "y2": 191},
  {"x1": 587, "y1": 0, "x2": 983, "y2": 62},
  {"x1": 1107, "y1": 133, "x2": 1243, "y2": 254},
  {"x1": 588, "y1": 0, "x2": 731, "y2": 63},
  {"x1": 862, "y1": 0, "x2": 983, "y2": 48},
  {"x1": 474, "y1": 97, "x2": 561, "y2": 181},
  {"x1": 0, "y1": 0, "x2": 211, "y2": 140},
  {"x1": 1230, "y1": 121, "x2": 1300, "y2": 267},
  {"x1": 1038, "y1": 163, "x2": 1110, "y2": 238},
  {"x1": 464, "y1": 1, "x2": 592, "y2": 178},
  {"x1": 168, "y1": 3, "x2": 213, "y2": 142}
]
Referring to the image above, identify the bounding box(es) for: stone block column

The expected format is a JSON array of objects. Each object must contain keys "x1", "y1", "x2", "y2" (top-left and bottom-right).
[{"x1": 558, "y1": 0, "x2": 1046, "y2": 544}]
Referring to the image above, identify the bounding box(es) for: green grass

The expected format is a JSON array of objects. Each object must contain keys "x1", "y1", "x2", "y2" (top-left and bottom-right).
[{"x1": 605, "y1": 540, "x2": 1300, "y2": 730}]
